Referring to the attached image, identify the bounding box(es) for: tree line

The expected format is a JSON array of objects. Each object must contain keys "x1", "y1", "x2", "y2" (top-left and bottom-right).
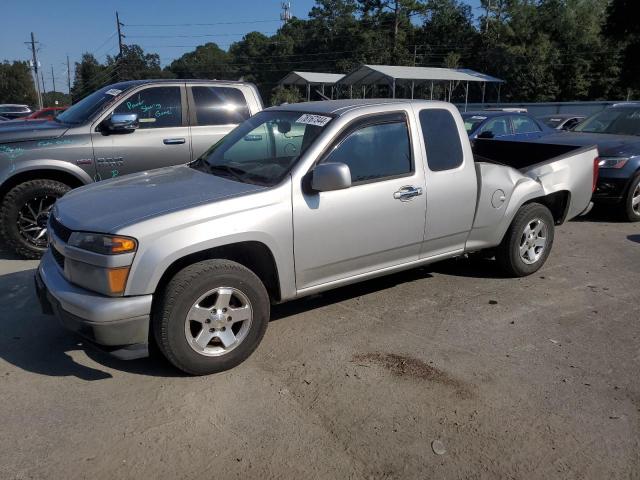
[{"x1": 1, "y1": 0, "x2": 638, "y2": 107}]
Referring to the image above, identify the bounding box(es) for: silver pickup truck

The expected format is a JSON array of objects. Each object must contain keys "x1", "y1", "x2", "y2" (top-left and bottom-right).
[
  {"x1": 35, "y1": 99, "x2": 598, "y2": 375},
  {"x1": 0, "y1": 79, "x2": 262, "y2": 258}
]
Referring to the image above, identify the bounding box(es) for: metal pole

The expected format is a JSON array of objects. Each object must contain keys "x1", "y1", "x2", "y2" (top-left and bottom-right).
[
  {"x1": 482, "y1": 82, "x2": 486, "y2": 104},
  {"x1": 350, "y1": 85, "x2": 353, "y2": 99},
  {"x1": 392, "y1": 78, "x2": 396, "y2": 98},
  {"x1": 306, "y1": 83, "x2": 310, "y2": 101},
  {"x1": 66, "y1": 55, "x2": 72, "y2": 100},
  {"x1": 430, "y1": 81, "x2": 433, "y2": 100},
  {"x1": 51, "y1": 65, "x2": 56, "y2": 93},
  {"x1": 411, "y1": 81, "x2": 414, "y2": 99},
  {"x1": 362, "y1": 85, "x2": 365, "y2": 98},
  {"x1": 464, "y1": 81, "x2": 469, "y2": 112},
  {"x1": 498, "y1": 83, "x2": 501, "y2": 103},
  {"x1": 28, "y1": 32, "x2": 43, "y2": 110}
]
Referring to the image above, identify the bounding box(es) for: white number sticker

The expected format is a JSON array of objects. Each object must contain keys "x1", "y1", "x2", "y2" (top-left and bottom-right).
[{"x1": 296, "y1": 114, "x2": 332, "y2": 127}]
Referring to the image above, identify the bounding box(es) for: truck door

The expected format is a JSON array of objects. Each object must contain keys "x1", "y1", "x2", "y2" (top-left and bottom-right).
[
  {"x1": 292, "y1": 112, "x2": 426, "y2": 290},
  {"x1": 91, "y1": 84, "x2": 190, "y2": 180},
  {"x1": 187, "y1": 85, "x2": 253, "y2": 160},
  {"x1": 415, "y1": 107, "x2": 478, "y2": 257}
]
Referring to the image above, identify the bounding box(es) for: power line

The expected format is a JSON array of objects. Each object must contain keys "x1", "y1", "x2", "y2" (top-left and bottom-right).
[{"x1": 125, "y1": 19, "x2": 282, "y2": 27}]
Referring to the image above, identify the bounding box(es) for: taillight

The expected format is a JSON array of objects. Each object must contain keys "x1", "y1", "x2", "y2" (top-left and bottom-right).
[{"x1": 593, "y1": 157, "x2": 600, "y2": 192}]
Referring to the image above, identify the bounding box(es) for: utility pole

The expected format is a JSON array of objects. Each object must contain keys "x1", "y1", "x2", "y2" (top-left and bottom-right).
[
  {"x1": 27, "y1": 32, "x2": 43, "y2": 110},
  {"x1": 66, "y1": 55, "x2": 72, "y2": 101},
  {"x1": 40, "y1": 69, "x2": 46, "y2": 100},
  {"x1": 116, "y1": 11, "x2": 125, "y2": 82},
  {"x1": 116, "y1": 11, "x2": 125, "y2": 57},
  {"x1": 51, "y1": 65, "x2": 56, "y2": 93}
]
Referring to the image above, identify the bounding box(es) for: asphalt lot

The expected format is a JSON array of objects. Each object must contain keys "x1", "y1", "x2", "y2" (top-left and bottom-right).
[{"x1": 1, "y1": 209, "x2": 639, "y2": 480}]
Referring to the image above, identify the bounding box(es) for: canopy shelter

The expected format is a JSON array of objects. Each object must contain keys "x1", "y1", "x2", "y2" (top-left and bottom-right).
[
  {"x1": 337, "y1": 65, "x2": 505, "y2": 110},
  {"x1": 279, "y1": 71, "x2": 346, "y2": 101}
]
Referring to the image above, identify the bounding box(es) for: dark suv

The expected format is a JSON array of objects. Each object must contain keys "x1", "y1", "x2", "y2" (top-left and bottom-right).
[{"x1": 0, "y1": 79, "x2": 263, "y2": 258}]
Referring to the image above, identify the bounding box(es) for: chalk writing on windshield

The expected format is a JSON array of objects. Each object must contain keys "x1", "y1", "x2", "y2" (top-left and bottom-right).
[
  {"x1": 37, "y1": 139, "x2": 74, "y2": 147},
  {"x1": 127, "y1": 100, "x2": 174, "y2": 117}
]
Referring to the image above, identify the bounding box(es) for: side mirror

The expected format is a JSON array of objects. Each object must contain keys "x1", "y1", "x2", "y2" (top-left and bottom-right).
[
  {"x1": 477, "y1": 130, "x2": 495, "y2": 139},
  {"x1": 311, "y1": 163, "x2": 351, "y2": 192},
  {"x1": 103, "y1": 113, "x2": 139, "y2": 133}
]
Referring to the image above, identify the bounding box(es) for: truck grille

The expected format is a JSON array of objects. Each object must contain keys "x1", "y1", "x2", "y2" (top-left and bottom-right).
[{"x1": 50, "y1": 216, "x2": 72, "y2": 242}]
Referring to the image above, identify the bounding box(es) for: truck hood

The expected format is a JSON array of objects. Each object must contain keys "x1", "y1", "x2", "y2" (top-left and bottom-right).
[
  {"x1": 54, "y1": 165, "x2": 267, "y2": 232},
  {"x1": 535, "y1": 131, "x2": 640, "y2": 157},
  {"x1": 0, "y1": 119, "x2": 68, "y2": 143}
]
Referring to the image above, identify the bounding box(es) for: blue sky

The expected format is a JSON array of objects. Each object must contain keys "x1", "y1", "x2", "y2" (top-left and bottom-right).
[{"x1": 2, "y1": 0, "x2": 482, "y2": 93}]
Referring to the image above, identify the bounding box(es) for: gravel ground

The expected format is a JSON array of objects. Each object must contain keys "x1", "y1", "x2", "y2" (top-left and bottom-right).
[{"x1": 1, "y1": 210, "x2": 639, "y2": 479}]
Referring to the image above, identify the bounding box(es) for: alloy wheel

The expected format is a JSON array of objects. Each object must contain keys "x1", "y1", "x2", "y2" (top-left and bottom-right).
[
  {"x1": 519, "y1": 218, "x2": 548, "y2": 265},
  {"x1": 16, "y1": 195, "x2": 56, "y2": 248},
  {"x1": 184, "y1": 287, "x2": 253, "y2": 357}
]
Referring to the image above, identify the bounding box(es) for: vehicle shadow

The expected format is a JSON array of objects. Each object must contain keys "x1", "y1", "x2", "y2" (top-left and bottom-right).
[
  {"x1": 572, "y1": 205, "x2": 626, "y2": 224},
  {"x1": 0, "y1": 268, "x2": 181, "y2": 379},
  {"x1": 1, "y1": 256, "x2": 503, "y2": 377},
  {"x1": 628, "y1": 234, "x2": 640, "y2": 244}
]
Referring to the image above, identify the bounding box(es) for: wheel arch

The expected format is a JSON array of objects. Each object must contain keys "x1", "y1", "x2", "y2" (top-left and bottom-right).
[
  {"x1": 523, "y1": 190, "x2": 571, "y2": 225},
  {"x1": 0, "y1": 166, "x2": 88, "y2": 204},
  {"x1": 153, "y1": 241, "x2": 283, "y2": 305}
]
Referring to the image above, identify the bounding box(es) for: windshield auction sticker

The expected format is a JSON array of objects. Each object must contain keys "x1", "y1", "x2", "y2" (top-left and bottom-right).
[
  {"x1": 296, "y1": 114, "x2": 331, "y2": 127},
  {"x1": 105, "y1": 89, "x2": 123, "y2": 96}
]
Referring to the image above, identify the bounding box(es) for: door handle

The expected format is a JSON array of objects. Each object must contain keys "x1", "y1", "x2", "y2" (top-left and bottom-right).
[
  {"x1": 393, "y1": 186, "x2": 423, "y2": 201},
  {"x1": 163, "y1": 138, "x2": 185, "y2": 145}
]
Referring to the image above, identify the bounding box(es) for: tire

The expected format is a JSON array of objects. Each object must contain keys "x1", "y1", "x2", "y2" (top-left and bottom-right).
[
  {"x1": 0, "y1": 179, "x2": 71, "y2": 259},
  {"x1": 496, "y1": 202, "x2": 555, "y2": 277},
  {"x1": 153, "y1": 259, "x2": 270, "y2": 375},
  {"x1": 623, "y1": 175, "x2": 640, "y2": 222}
]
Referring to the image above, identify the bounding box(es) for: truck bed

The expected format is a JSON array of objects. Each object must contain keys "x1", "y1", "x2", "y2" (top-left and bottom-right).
[{"x1": 472, "y1": 138, "x2": 587, "y2": 171}]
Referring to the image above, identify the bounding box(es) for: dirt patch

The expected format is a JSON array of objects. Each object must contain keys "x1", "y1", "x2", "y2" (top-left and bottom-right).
[{"x1": 353, "y1": 352, "x2": 472, "y2": 399}]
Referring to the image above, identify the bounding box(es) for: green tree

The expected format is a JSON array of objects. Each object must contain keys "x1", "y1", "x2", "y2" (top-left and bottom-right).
[
  {"x1": 0, "y1": 61, "x2": 38, "y2": 106},
  {"x1": 42, "y1": 91, "x2": 71, "y2": 107},
  {"x1": 70, "y1": 53, "x2": 108, "y2": 101},
  {"x1": 106, "y1": 44, "x2": 165, "y2": 81},
  {"x1": 604, "y1": 0, "x2": 640, "y2": 95},
  {"x1": 168, "y1": 42, "x2": 233, "y2": 79},
  {"x1": 270, "y1": 86, "x2": 304, "y2": 105}
]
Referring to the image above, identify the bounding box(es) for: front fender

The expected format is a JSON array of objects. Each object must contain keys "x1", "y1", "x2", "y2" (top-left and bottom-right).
[
  {"x1": 0, "y1": 159, "x2": 93, "y2": 187},
  {"x1": 120, "y1": 185, "x2": 296, "y2": 300}
]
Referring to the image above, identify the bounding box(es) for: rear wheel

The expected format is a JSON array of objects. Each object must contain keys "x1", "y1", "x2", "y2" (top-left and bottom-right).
[
  {"x1": 0, "y1": 179, "x2": 70, "y2": 259},
  {"x1": 496, "y1": 202, "x2": 555, "y2": 277},
  {"x1": 153, "y1": 259, "x2": 270, "y2": 375},
  {"x1": 623, "y1": 175, "x2": 640, "y2": 222}
]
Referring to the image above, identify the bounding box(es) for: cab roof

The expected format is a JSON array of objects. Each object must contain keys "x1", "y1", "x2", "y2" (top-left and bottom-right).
[{"x1": 266, "y1": 99, "x2": 450, "y2": 116}]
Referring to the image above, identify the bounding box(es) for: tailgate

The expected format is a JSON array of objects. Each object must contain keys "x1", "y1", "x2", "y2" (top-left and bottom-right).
[{"x1": 520, "y1": 146, "x2": 598, "y2": 220}]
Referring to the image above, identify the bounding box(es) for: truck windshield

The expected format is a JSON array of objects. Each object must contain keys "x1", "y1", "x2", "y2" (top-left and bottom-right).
[
  {"x1": 55, "y1": 84, "x2": 131, "y2": 125},
  {"x1": 192, "y1": 110, "x2": 332, "y2": 186},
  {"x1": 574, "y1": 107, "x2": 640, "y2": 136}
]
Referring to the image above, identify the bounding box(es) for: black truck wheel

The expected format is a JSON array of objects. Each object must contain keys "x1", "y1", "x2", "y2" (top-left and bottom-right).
[
  {"x1": 496, "y1": 202, "x2": 555, "y2": 277},
  {"x1": 0, "y1": 179, "x2": 70, "y2": 259},
  {"x1": 153, "y1": 259, "x2": 270, "y2": 375}
]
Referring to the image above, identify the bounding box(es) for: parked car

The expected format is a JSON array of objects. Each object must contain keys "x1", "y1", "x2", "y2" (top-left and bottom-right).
[
  {"x1": 0, "y1": 79, "x2": 263, "y2": 258},
  {"x1": 538, "y1": 113, "x2": 585, "y2": 131},
  {"x1": 461, "y1": 110, "x2": 554, "y2": 142},
  {"x1": 531, "y1": 103, "x2": 640, "y2": 221},
  {"x1": 0, "y1": 115, "x2": 10, "y2": 122},
  {"x1": 25, "y1": 106, "x2": 68, "y2": 121},
  {"x1": 36, "y1": 99, "x2": 598, "y2": 374},
  {"x1": 0, "y1": 104, "x2": 32, "y2": 119}
]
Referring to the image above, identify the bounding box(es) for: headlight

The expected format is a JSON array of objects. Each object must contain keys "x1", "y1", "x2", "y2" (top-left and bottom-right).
[
  {"x1": 598, "y1": 157, "x2": 629, "y2": 169},
  {"x1": 68, "y1": 232, "x2": 137, "y2": 255}
]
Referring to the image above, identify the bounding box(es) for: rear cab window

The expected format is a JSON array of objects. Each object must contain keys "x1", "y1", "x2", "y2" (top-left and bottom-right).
[
  {"x1": 190, "y1": 86, "x2": 251, "y2": 126},
  {"x1": 419, "y1": 109, "x2": 464, "y2": 171}
]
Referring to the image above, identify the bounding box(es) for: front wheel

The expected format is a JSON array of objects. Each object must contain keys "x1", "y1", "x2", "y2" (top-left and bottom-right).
[
  {"x1": 0, "y1": 179, "x2": 71, "y2": 259},
  {"x1": 496, "y1": 203, "x2": 555, "y2": 277},
  {"x1": 153, "y1": 259, "x2": 270, "y2": 375},
  {"x1": 623, "y1": 175, "x2": 640, "y2": 222}
]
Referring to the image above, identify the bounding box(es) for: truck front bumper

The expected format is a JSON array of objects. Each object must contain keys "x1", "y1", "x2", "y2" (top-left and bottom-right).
[{"x1": 36, "y1": 250, "x2": 153, "y2": 360}]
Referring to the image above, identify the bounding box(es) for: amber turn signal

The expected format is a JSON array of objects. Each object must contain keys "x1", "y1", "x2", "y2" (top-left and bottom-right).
[{"x1": 106, "y1": 267, "x2": 131, "y2": 295}]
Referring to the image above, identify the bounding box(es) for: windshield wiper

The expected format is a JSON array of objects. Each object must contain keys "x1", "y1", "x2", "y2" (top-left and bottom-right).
[{"x1": 206, "y1": 164, "x2": 249, "y2": 183}]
